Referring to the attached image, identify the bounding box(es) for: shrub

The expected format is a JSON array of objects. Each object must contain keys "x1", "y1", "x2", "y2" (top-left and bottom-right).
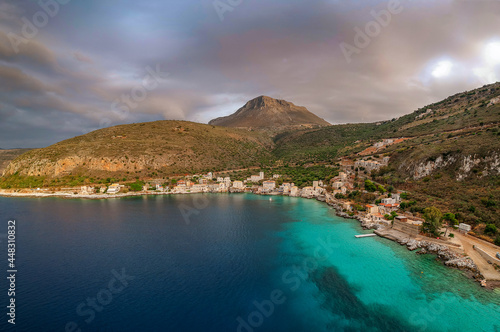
[
  {"x1": 129, "y1": 180, "x2": 145, "y2": 191},
  {"x1": 495, "y1": 236, "x2": 500, "y2": 246},
  {"x1": 377, "y1": 185, "x2": 386, "y2": 193},
  {"x1": 481, "y1": 198, "x2": 496, "y2": 208},
  {"x1": 364, "y1": 179, "x2": 376, "y2": 192},
  {"x1": 484, "y1": 224, "x2": 497, "y2": 236}
]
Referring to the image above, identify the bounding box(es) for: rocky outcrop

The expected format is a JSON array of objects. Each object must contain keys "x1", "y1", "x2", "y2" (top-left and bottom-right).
[
  {"x1": 400, "y1": 152, "x2": 500, "y2": 181},
  {"x1": 375, "y1": 229, "x2": 480, "y2": 274},
  {"x1": 413, "y1": 241, "x2": 478, "y2": 272},
  {"x1": 1, "y1": 120, "x2": 274, "y2": 179},
  {"x1": 457, "y1": 153, "x2": 500, "y2": 180},
  {"x1": 488, "y1": 96, "x2": 500, "y2": 106},
  {"x1": 208, "y1": 96, "x2": 330, "y2": 129},
  {"x1": 0, "y1": 149, "x2": 32, "y2": 176},
  {"x1": 410, "y1": 155, "x2": 456, "y2": 179}
]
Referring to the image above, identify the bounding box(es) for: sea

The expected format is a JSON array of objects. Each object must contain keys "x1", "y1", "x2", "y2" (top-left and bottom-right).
[{"x1": 0, "y1": 194, "x2": 499, "y2": 331}]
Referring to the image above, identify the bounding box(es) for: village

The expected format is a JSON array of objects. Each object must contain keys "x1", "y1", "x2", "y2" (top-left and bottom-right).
[{"x1": 2, "y1": 138, "x2": 499, "y2": 287}]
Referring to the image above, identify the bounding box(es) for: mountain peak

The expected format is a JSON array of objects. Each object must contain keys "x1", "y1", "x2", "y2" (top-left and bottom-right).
[{"x1": 209, "y1": 96, "x2": 330, "y2": 129}]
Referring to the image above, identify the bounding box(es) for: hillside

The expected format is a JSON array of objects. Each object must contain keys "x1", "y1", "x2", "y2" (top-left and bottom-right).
[
  {"x1": 208, "y1": 96, "x2": 330, "y2": 129},
  {"x1": 0, "y1": 149, "x2": 32, "y2": 175},
  {"x1": 271, "y1": 83, "x2": 500, "y2": 227},
  {"x1": 273, "y1": 82, "x2": 500, "y2": 163},
  {"x1": 2, "y1": 83, "x2": 499, "y2": 205},
  {"x1": 1, "y1": 121, "x2": 274, "y2": 187}
]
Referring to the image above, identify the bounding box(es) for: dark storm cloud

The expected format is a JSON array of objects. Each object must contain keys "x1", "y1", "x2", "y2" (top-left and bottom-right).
[{"x1": 0, "y1": 0, "x2": 499, "y2": 148}]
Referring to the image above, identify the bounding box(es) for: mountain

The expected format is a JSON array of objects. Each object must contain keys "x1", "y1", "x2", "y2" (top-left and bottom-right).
[
  {"x1": 208, "y1": 96, "x2": 330, "y2": 129},
  {"x1": 1, "y1": 121, "x2": 273, "y2": 185},
  {"x1": 273, "y1": 82, "x2": 500, "y2": 163},
  {"x1": 2, "y1": 83, "x2": 499, "y2": 196},
  {"x1": 0, "y1": 149, "x2": 32, "y2": 175},
  {"x1": 272, "y1": 82, "x2": 500, "y2": 225}
]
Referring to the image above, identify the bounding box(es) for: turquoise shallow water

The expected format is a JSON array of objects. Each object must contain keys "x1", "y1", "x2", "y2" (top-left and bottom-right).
[
  {"x1": 0, "y1": 194, "x2": 498, "y2": 331},
  {"x1": 273, "y1": 196, "x2": 500, "y2": 332}
]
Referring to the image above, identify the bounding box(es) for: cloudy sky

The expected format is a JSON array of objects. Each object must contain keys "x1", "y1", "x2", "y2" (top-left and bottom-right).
[{"x1": 0, "y1": 0, "x2": 499, "y2": 148}]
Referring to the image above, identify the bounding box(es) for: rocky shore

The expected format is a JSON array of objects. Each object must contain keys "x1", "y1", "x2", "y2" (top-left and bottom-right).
[
  {"x1": 375, "y1": 229, "x2": 479, "y2": 272},
  {"x1": 1, "y1": 188, "x2": 495, "y2": 288},
  {"x1": 323, "y1": 197, "x2": 494, "y2": 287}
]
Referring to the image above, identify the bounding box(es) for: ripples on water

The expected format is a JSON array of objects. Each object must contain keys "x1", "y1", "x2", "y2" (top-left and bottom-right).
[{"x1": 0, "y1": 194, "x2": 498, "y2": 331}]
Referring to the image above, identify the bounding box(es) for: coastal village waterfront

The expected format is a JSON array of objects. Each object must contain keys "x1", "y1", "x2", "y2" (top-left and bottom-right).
[{"x1": 1, "y1": 167, "x2": 499, "y2": 289}]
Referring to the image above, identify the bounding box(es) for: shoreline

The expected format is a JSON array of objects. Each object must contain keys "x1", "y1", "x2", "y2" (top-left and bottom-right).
[
  {"x1": 324, "y1": 198, "x2": 500, "y2": 290},
  {"x1": 1, "y1": 188, "x2": 499, "y2": 289},
  {"x1": 0, "y1": 189, "x2": 172, "y2": 199}
]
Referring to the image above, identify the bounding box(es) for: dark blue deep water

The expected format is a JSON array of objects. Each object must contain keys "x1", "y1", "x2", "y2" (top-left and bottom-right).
[{"x1": 0, "y1": 194, "x2": 499, "y2": 331}]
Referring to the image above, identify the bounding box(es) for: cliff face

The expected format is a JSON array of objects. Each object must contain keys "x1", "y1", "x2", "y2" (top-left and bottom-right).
[
  {"x1": 208, "y1": 96, "x2": 330, "y2": 128},
  {"x1": 3, "y1": 120, "x2": 274, "y2": 178},
  {"x1": 4, "y1": 155, "x2": 172, "y2": 177},
  {"x1": 0, "y1": 149, "x2": 32, "y2": 176},
  {"x1": 399, "y1": 152, "x2": 500, "y2": 181}
]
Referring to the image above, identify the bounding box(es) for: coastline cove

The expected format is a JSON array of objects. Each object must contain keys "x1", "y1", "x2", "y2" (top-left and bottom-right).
[{"x1": 0, "y1": 194, "x2": 499, "y2": 331}]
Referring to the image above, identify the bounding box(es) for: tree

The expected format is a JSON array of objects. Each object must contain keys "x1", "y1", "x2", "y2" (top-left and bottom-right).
[
  {"x1": 495, "y1": 236, "x2": 500, "y2": 247},
  {"x1": 384, "y1": 211, "x2": 398, "y2": 221},
  {"x1": 129, "y1": 180, "x2": 144, "y2": 192},
  {"x1": 484, "y1": 224, "x2": 497, "y2": 236},
  {"x1": 377, "y1": 185, "x2": 386, "y2": 193},
  {"x1": 423, "y1": 206, "x2": 443, "y2": 237},
  {"x1": 442, "y1": 212, "x2": 458, "y2": 237},
  {"x1": 364, "y1": 179, "x2": 376, "y2": 192}
]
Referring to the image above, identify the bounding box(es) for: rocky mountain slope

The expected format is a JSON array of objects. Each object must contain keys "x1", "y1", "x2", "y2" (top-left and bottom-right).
[
  {"x1": 208, "y1": 96, "x2": 330, "y2": 129},
  {"x1": 273, "y1": 82, "x2": 500, "y2": 162},
  {"x1": 1, "y1": 83, "x2": 499, "y2": 196},
  {"x1": 2, "y1": 121, "x2": 274, "y2": 182},
  {"x1": 271, "y1": 83, "x2": 500, "y2": 225},
  {"x1": 0, "y1": 149, "x2": 32, "y2": 175}
]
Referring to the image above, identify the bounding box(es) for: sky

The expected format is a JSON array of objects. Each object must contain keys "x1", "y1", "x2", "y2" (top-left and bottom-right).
[{"x1": 0, "y1": 0, "x2": 499, "y2": 148}]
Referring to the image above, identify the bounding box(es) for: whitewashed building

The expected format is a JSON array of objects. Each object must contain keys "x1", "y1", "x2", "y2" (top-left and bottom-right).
[{"x1": 459, "y1": 223, "x2": 471, "y2": 232}]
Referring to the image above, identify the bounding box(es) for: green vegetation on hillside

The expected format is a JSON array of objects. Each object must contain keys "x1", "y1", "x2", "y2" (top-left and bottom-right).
[
  {"x1": 2, "y1": 121, "x2": 275, "y2": 183},
  {"x1": 1, "y1": 83, "x2": 499, "y2": 236}
]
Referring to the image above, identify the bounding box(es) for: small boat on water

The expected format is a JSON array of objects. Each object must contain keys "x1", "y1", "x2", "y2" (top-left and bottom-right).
[{"x1": 480, "y1": 280, "x2": 487, "y2": 287}]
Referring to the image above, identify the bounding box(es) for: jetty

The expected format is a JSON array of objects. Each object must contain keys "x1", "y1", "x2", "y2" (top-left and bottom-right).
[{"x1": 355, "y1": 234, "x2": 377, "y2": 238}]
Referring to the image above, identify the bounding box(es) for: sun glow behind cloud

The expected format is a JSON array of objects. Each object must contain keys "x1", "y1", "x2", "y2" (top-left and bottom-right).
[
  {"x1": 484, "y1": 41, "x2": 500, "y2": 65},
  {"x1": 432, "y1": 61, "x2": 453, "y2": 78},
  {"x1": 473, "y1": 40, "x2": 500, "y2": 84},
  {"x1": 422, "y1": 39, "x2": 500, "y2": 86},
  {"x1": 1, "y1": 0, "x2": 500, "y2": 148}
]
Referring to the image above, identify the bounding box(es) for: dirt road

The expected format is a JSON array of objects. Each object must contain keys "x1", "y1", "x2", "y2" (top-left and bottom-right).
[{"x1": 453, "y1": 232, "x2": 500, "y2": 281}]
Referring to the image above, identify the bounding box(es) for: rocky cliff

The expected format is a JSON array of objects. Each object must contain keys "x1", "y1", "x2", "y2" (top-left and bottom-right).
[
  {"x1": 2, "y1": 121, "x2": 274, "y2": 179},
  {"x1": 209, "y1": 96, "x2": 330, "y2": 129}
]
